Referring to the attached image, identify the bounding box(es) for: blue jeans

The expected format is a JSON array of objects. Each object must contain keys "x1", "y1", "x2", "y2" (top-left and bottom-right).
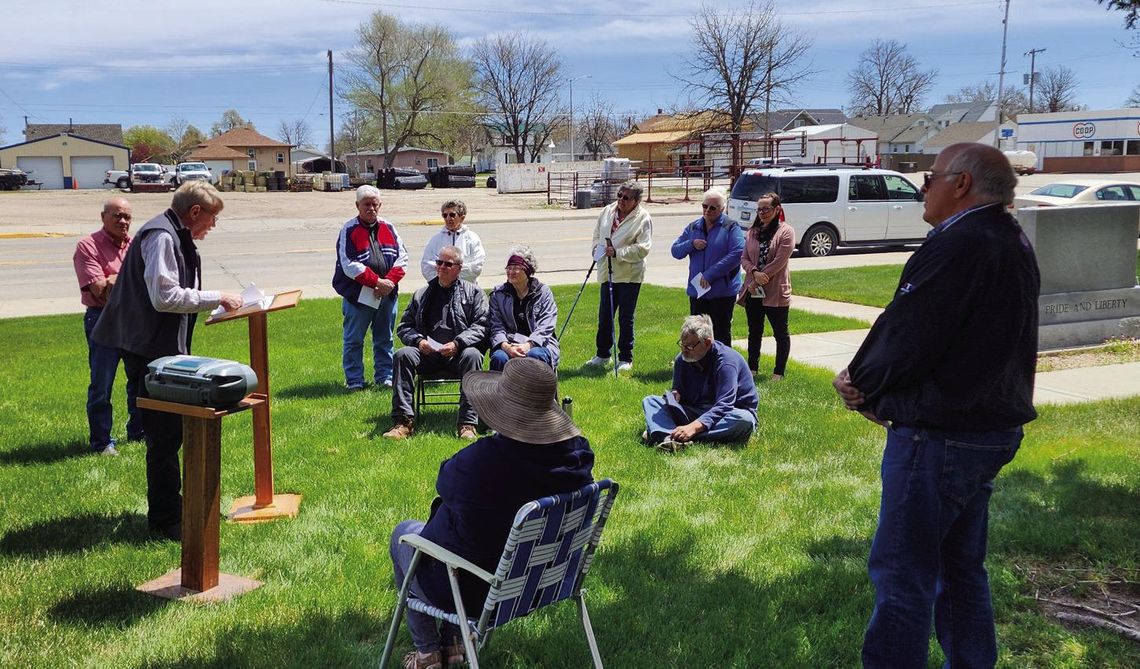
[
  {"x1": 489, "y1": 346, "x2": 552, "y2": 371},
  {"x1": 596, "y1": 282, "x2": 641, "y2": 363},
  {"x1": 390, "y1": 520, "x2": 461, "y2": 654},
  {"x1": 341, "y1": 296, "x2": 398, "y2": 387},
  {"x1": 641, "y1": 395, "x2": 756, "y2": 443},
  {"x1": 862, "y1": 424, "x2": 1022, "y2": 669},
  {"x1": 84, "y1": 307, "x2": 141, "y2": 450}
]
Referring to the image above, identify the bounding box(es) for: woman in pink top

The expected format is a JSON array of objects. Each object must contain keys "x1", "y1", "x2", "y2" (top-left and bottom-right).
[{"x1": 738, "y1": 192, "x2": 794, "y2": 380}]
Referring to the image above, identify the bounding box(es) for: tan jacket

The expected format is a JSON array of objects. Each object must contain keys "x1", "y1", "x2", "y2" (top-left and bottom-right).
[
  {"x1": 591, "y1": 202, "x2": 653, "y2": 283},
  {"x1": 739, "y1": 221, "x2": 794, "y2": 307}
]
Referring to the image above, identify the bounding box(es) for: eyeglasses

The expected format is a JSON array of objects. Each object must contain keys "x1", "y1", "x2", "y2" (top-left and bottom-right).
[
  {"x1": 435, "y1": 260, "x2": 461, "y2": 268},
  {"x1": 756, "y1": 206, "x2": 774, "y2": 213},
  {"x1": 108, "y1": 212, "x2": 132, "y2": 220},
  {"x1": 359, "y1": 201, "x2": 381, "y2": 209},
  {"x1": 617, "y1": 193, "x2": 636, "y2": 201},
  {"x1": 677, "y1": 339, "x2": 703, "y2": 352},
  {"x1": 923, "y1": 171, "x2": 963, "y2": 188},
  {"x1": 701, "y1": 203, "x2": 721, "y2": 211},
  {"x1": 442, "y1": 212, "x2": 461, "y2": 219}
]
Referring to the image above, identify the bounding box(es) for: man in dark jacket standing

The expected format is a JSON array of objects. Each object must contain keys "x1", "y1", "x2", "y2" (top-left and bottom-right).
[
  {"x1": 92, "y1": 182, "x2": 242, "y2": 540},
  {"x1": 833, "y1": 143, "x2": 1040, "y2": 668},
  {"x1": 384, "y1": 245, "x2": 488, "y2": 440}
]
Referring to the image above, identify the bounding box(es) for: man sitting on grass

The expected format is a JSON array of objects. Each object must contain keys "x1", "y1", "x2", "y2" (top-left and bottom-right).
[{"x1": 641, "y1": 314, "x2": 758, "y2": 451}]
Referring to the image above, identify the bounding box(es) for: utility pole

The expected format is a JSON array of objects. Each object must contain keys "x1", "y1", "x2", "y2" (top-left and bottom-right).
[
  {"x1": 993, "y1": 0, "x2": 1011, "y2": 148},
  {"x1": 327, "y1": 50, "x2": 335, "y2": 170},
  {"x1": 1024, "y1": 47, "x2": 1046, "y2": 114}
]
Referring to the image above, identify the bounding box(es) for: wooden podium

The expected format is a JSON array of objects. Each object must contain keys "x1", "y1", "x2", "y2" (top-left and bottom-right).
[
  {"x1": 136, "y1": 396, "x2": 264, "y2": 602},
  {"x1": 206, "y1": 289, "x2": 302, "y2": 522}
]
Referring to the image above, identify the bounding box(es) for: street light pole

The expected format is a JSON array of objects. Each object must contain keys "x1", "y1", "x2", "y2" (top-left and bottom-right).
[{"x1": 568, "y1": 74, "x2": 591, "y2": 162}]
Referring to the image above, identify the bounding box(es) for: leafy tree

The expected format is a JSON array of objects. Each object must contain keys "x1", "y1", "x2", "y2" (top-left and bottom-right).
[
  {"x1": 471, "y1": 32, "x2": 563, "y2": 163},
  {"x1": 123, "y1": 125, "x2": 174, "y2": 163},
  {"x1": 847, "y1": 39, "x2": 937, "y2": 115},
  {"x1": 344, "y1": 11, "x2": 470, "y2": 168},
  {"x1": 1037, "y1": 66, "x2": 1079, "y2": 112},
  {"x1": 1097, "y1": 0, "x2": 1140, "y2": 28},
  {"x1": 679, "y1": 0, "x2": 813, "y2": 165},
  {"x1": 277, "y1": 119, "x2": 312, "y2": 147},
  {"x1": 210, "y1": 109, "x2": 254, "y2": 137}
]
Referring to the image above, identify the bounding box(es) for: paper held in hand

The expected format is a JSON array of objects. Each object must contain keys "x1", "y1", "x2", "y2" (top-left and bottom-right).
[
  {"x1": 211, "y1": 283, "x2": 273, "y2": 317},
  {"x1": 690, "y1": 272, "x2": 711, "y2": 298}
]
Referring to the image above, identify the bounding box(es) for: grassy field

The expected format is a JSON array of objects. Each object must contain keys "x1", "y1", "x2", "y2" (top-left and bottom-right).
[{"x1": 1, "y1": 285, "x2": 1137, "y2": 668}]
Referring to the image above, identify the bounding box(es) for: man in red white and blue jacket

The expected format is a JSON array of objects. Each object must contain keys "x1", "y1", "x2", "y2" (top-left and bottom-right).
[{"x1": 332, "y1": 185, "x2": 409, "y2": 390}]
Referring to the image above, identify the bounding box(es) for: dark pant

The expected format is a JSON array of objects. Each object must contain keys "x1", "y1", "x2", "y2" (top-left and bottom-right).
[
  {"x1": 862, "y1": 424, "x2": 1022, "y2": 669},
  {"x1": 84, "y1": 307, "x2": 142, "y2": 450},
  {"x1": 122, "y1": 351, "x2": 184, "y2": 530},
  {"x1": 743, "y1": 301, "x2": 790, "y2": 375},
  {"x1": 595, "y1": 282, "x2": 641, "y2": 363},
  {"x1": 391, "y1": 346, "x2": 484, "y2": 425},
  {"x1": 689, "y1": 296, "x2": 736, "y2": 346},
  {"x1": 390, "y1": 520, "x2": 460, "y2": 653}
]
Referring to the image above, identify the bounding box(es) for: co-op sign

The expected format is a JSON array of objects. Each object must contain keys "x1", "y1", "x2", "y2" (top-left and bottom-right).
[{"x1": 1072, "y1": 122, "x2": 1096, "y2": 139}]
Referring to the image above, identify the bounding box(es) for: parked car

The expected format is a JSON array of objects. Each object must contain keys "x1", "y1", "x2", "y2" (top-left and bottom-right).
[
  {"x1": 173, "y1": 162, "x2": 214, "y2": 185},
  {"x1": 1013, "y1": 179, "x2": 1140, "y2": 209},
  {"x1": 104, "y1": 168, "x2": 130, "y2": 189},
  {"x1": 746, "y1": 156, "x2": 795, "y2": 167},
  {"x1": 128, "y1": 163, "x2": 172, "y2": 192},
  {"x1": 726, "y1": 166, "x2": 927, "y2": 257}
]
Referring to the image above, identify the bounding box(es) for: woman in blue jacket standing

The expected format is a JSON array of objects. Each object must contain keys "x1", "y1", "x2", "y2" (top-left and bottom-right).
[{"x1": 671, "y1": 186, "x2": 745, "y2": 345}]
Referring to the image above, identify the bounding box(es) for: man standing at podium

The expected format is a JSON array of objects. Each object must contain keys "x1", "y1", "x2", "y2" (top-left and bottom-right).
[{"x1": 93, "y1": 182, "x2": 242, "y2": 541}]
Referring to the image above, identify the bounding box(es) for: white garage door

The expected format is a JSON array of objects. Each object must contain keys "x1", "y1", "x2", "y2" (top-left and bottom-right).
[
  {"x1": 204, "y1": 160, "x2": 234, "y2": 176},
  {"x1": 16, "y1": 156, "x2": 64, "y2": 189},
  {"x1": 71, "y1": 156, "x2": 114, "y2": 189}
]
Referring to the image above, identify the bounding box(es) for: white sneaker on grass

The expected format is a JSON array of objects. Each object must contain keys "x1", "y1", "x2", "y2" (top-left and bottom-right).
[
  {"x1": 584, "y1": 355, "x2": 610, "y2": 368},
  {"x1": 617, "y1": 361, "x2": 633, "y2": 372}
]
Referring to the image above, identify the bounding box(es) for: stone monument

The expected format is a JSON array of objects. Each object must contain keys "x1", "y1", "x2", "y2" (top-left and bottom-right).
[{"x1": 1018, "y1": 202, "x2": 1140, "y2": 350}]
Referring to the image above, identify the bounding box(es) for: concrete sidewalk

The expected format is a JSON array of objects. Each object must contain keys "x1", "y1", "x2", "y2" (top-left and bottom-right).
[{"x1": 739, "y1": 297, "x2": 1140, "y2": 407}]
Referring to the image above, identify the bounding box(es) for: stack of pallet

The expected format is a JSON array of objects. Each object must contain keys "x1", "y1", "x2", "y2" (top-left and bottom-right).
[{"x1": 287, "y1": 176, "x2": 315, "y2": 192}]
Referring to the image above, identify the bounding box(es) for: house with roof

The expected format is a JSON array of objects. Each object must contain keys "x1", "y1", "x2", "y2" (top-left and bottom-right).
[
  {"x1": 921, "y1": 121, "x2": 1016, "y2": 154},
  {"x1": 927, "y1": 101, "x2": 999, "y2": 129},
  {"x1": 0, "y1": 129, "x2": 129, "y2": 189},
  {"x1": 343, "y1": 146, "x2": 450, "y2": 175},
  {"x1": 847, "y1": 114, "x2": 938, "y2": 154},
  {"x1": 749, "y1": 108, "x2": 847, "y2": 133},
  {"x1": 613, "y1": 110, "x2": 748, "y2": 171},
  {"x1": 24, "y1": 123, "x2": 124, "y2": 146},
  {"x1": 187, "y1": 127, "x2": 293, "y2": 176}
]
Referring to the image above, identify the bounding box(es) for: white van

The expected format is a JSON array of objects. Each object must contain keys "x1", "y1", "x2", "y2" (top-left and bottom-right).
[
  {"x1": 726, "y1": 166, "x2": 928, "y2": 257},
  {"x1": 746, "y1": 156, "x2": 794, "y2": 167}
]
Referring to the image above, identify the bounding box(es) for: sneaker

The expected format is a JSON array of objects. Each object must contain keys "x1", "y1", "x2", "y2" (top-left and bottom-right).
[
  {"x1": 383, "y1": 418, "x2": 415, "y2": 439},
  {"x1": 381, "y1": 379, "x2": 393, "y2": 388},
  {"x1": 617, "y1": 361, "x2": 633, "y2": 372},
  {"x1": 96, "y1": 445, "x2": 119, "y2": 456},
  {"x1": 457, "y1": 424, "x2": 478, "y2": 440},
  {"x1": 770, "y1": 373, "x2": 784, "y2": 382},
  {"x1": 345, "y1": 382, "x2": 367, "y2": 392},
  {"x1": 584, "y1": 355, "x2": 610, "y2": 368},
  {"x1": 655, "y1": 438, "x2": 686, "y2": 454}
]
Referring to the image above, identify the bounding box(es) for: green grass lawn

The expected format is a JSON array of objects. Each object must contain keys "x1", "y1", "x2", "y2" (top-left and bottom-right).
[{"x1": 1, "y1": 285, "x2": 1137, "y2": 668}]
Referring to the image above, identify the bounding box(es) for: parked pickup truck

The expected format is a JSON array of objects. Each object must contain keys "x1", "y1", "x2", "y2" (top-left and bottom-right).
[
  {"x1": 172, "y1": 162, "x2": 214, "y2": 185},
  {"x1": 105, "y1": 164, "x2": 175, "y2": 192}
]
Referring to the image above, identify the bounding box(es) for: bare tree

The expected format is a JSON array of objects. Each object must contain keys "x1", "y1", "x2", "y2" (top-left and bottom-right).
[
  {"x1": 847, "y1": 39, "x2": 937, "y2": 115},
  {"x1": 1127, "y1": 85, "x2": 1140, "y2": 107},
  {"x1": 277, "y1": 119, "x2": 312, "y2": 147},
  {"x1": 943, "y1": 81, "x2": 1028, "y2": 119},
  {"x1": 576, "y1": 93, "x2": 617, "y2": 160},
  {"x1": 210, "y1": 109, "x2": 253, "y2": 137},
  {"x1": 678, "y1": 1, "x2": 813, "y2": 165},
  {"x1": 1097, "y1": 0, "x2": 1140, "y2": 28},
  {"x1": 471, "y1": 32, "x2": 563, "y2": 163},
  {"x1": 1037, "y1": 66, "x2": 1079, "y2": 112},
  {"x1": 344, "y1": 11, "x2": 470, "y2": 168}
]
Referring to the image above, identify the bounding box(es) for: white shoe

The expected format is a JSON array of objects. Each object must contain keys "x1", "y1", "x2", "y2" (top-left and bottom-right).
[
  {"x1": 584, "y1": 355, "x2": 610, "y2": 368},
  {"x1": 617, "y1": 361, "x2": 633, "y2": 372}
]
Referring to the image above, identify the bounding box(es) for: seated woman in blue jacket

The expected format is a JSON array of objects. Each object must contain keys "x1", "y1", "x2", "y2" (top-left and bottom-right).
[
  {"x1": 388, "y1": 358, "x2": 594, "y2": 669},
  {"x1": 671, "y1": 186, "x2": 745, "y2": 345},
  {"x1": 486, "y1": 245, "x2": 560, "y2": 371}
]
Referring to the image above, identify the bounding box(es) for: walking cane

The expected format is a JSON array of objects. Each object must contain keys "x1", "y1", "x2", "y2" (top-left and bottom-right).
[
  {"x1": 557, "y1": 259, "x2": 596, "y2": 341},
  {"x1": 605, "y1": 238, "x2": 618, "y2": 378}
]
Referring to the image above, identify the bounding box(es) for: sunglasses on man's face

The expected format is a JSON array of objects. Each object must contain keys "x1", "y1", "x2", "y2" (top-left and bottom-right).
[
  {"x1": 435, "y1": 260, "x2": 461, "y2": 268},
  {"x1": 617, "y1": 193, "x2": 636, "y2": 201},
  {"x1": 442, "y1": 212, "x2": 461, "y2": 219},
  {"x1": 701, "y1": 203, "x2": 721, "y2": 211}
]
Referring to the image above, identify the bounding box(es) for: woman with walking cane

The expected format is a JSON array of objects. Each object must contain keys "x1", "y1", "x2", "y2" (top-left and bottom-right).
[{"x1": 583, "y1": 179, "x2": 652, "y2": 373}]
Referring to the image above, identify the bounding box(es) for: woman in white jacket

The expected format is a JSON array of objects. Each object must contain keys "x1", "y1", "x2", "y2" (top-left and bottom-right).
[
  {"x1": 585, "y1": 179, "x2": 653, "y2": 372},
  {"x1": 420, "y1": 199, "x2": 486, "y2": 285}
]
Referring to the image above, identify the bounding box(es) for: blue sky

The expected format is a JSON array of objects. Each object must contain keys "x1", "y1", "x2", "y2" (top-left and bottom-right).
[{"x1": 0, "y1": 0, "x2": 1135, "y2": 146}]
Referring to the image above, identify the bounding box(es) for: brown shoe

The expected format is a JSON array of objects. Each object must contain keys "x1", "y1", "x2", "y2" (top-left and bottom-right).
[
  {"x1": 383, "y1": 417, "x2": 415, "y2": 439},
  {"x1": 442, "y1": 639, "x2": 465, "y2": 667},
  {"x1": 402, "y1": 649, "x2": 442, "y2": 669},
  {"x1": 457, "y1": 424, "x2": 478, "y2": 440}
]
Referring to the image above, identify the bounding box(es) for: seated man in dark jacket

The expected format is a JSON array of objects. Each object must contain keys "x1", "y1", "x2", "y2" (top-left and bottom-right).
[
  {"x1": 384, "y1": 245, "x2": 488, "y2": 440},
  {"x1": 389, "y1": 357, "x2": 594, "y2": 669}
]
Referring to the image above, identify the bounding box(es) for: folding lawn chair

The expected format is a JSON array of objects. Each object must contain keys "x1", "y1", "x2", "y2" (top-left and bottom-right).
[{"x1": 379, "y1": 479, "x2": 619, "y2": 669}]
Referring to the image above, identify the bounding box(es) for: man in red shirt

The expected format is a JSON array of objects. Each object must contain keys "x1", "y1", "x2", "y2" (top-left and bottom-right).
[{"x1": 72, "y1": 197, "x2": 143, "y2": 455}]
